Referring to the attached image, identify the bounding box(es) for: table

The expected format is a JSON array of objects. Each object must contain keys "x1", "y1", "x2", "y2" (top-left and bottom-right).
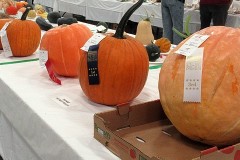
[
  {"x1": 0, "y1": 24, "x2": 161, "y2": 160},
  {"x1": 34, "y1": 0, "x2": 240, "y2": 34}
]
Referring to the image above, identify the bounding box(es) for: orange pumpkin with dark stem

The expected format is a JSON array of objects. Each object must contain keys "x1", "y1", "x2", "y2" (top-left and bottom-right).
[
  {"x1": 159, "y1": 26, "x2": 240, "y2": 146},
  {"x1": 4, "y1": 8, "x2": 41, "y2": 56},
  {"x1": 40, "y1": 23, "x2": 93, "y2": 77},
  {"x1": 79, "y1": 0, "x2": 149, "y2": 106}
]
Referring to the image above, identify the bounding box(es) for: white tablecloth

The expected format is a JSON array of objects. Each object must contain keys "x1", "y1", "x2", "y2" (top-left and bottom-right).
[{"x1": 0, "y1": 23, "x2": 161, "y2": 159}]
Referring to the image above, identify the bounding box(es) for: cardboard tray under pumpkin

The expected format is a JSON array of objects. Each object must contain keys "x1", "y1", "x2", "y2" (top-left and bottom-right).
[{"x1": 94, "y1": 100, "x2": 240, "y2": 160}]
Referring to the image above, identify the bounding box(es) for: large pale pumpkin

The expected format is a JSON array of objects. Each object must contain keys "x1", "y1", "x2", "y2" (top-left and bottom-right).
[
  {"x1": 5, "y1": 8, "x2": 41, "y2": 57},
  {"x1": 40, "y1": 23, "x2": 93, "y2": 77},
  {"x1": 79, "y1": 0, "x2": 149, "y2": 106},
  {"x1": 159, "y1": 26, "x2": 240, "y2": 146}
]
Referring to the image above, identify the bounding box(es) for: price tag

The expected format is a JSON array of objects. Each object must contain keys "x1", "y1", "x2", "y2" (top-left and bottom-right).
[
  {"x1": 183, "y1": 47, "x2": 204, "y2": 103},
  {"x1": 81, "y1": 33, "x2": 106, "y2": 52},
  {"x1": 1, "y1": 34, "x2": 13, "y2": 57},
  {"x1": 175, "y1": 34, "x2": 209, "y2": 56},
  {"x1": 39, "y1": 50, "x2": 48, "y2": 67},
  {"x1": 0, "y1": 21, "x2": 13, "y2": 57}
]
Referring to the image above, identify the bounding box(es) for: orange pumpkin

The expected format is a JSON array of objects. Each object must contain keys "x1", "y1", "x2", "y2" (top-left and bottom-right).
[
  {"x1": 16, "y1": 1, "x2": 28, "y2": 10},
  {"x1": 79, "y1": 0, "x2": 149, "y2": 106},
  {"x1": 4, "y1": 8, "x2": 40, "y2": 57},
  {"x1": 155, "y1": 37, "x2": 171, "y2": 53},
  {"x1": 40, "y1": 23, "x2": 93, "y2": 77},
  {"x1": 159, "y1": 26, "x2": 240, "y2": 146}
]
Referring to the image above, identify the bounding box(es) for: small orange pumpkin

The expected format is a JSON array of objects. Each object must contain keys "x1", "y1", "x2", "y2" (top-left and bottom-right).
[
  {"x1": 40, "y1": 23, "x2": 93, "y2": 77},
  {"x1": 4, "y1": 8, "x2": 41, "y2": 56},
  {"x1": 155, "y1": 37, "x2": 171, "y2": 53},
  {"x1": 79, "y1": 0, "x2": 149, "y2": 106},
  {"x1": 159, "y1": 26, "x2": 240, "y2": 146}
]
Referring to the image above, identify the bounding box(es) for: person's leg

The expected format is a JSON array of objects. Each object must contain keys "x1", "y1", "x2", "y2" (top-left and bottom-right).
[
  {"x1": 200, "y1": 4, "x2": 212, "y2": 29},
  {"x1": 169, "y1": 0, "x2": 184, "y2": 45},
  {"x1": 161, "y1": 0, "x2": 173, "y2": 43},
  {"x1": 212, "y1": 5, "x2": 229, "y2": 26}
]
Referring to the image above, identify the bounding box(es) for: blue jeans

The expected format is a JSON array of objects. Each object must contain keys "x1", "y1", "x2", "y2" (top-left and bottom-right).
[{"x1": 161, "y1": 0, "x2": 184, "y2": 45}]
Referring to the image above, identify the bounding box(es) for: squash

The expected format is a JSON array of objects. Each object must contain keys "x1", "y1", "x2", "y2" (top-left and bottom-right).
[
  {"x1": 145, "y1": 43, "x2": 160, "y2": 61},
  {"x1": 57, "y1": 17, "x2": 78, "y2": 26},
  {"x1": 36, "y1": 16, "x2": 53, "y2": 31},
  {"x1": 155, "y1": 37, "x2": 171, "y2": 53},
  {"x1": 3, "y1": 8, "x2": 41, "y2": 56},
  {"x1": 79, "y1": 0, "x2": 149, "y2": 106},
  {"x1": 16, "y1": 1, "x2": 28, "y2": 10},
  {"x1": 40, "y1": 23, "x2": 93, "y2": 77},
  {"x1": 96, "y1": 21, "x2": 108, "y2": 33},
  {"x1": 159, "y1": 26, "x2": 240, "y2": 146},
  {"x1": 135, "y1": 17, "x2": 154, "y2": 45},
  {"x1": 47, "y1": 11, "x2": 61, "y2": 24},
  {"x1": 5, "y1": 5, "x2": 18, "y2": 15},
  {"x1": 27, "y1": 10, "x2": 36, "y2": 19}
]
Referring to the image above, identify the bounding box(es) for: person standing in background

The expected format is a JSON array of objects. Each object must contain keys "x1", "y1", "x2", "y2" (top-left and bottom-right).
[
  {"x1": 200, "y1": 0, "x2": 233, "y2": 29},
  {"x1": 161, "y1": 0, "x2": 185, "y2": 45}
]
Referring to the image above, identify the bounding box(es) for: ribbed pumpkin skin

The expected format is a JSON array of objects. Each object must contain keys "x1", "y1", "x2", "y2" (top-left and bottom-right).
[
  {"x1": 79, "y1": 35, "x2": 149, "y2": 106},
  {"x1": 40, "y1": 24, "x2": 93, "y2": 77},
  {"x1": 159, "y1": 26, "x2": 240, "y2": 146},
  {"x1": 7, "y1": 19, "x2": 41, "y2": 57}
]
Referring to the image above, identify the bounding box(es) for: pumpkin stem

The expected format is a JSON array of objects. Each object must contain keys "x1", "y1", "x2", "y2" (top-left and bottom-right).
[
  {"x1": 113, "y1": 0, "x2": 144, "y2": 39},
  {"x1": 21, "y1": 7, "x2": 30, "y2": 20}
]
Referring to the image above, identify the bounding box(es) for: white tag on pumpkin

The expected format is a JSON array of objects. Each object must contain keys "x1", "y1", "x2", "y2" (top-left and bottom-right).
[
  {"x1": 39, "y1": 50, "x2": 48, "y2": 67},
  {"x1": 81, "y1": 33, "x2": 106, "y2": 52},
  {"x1": 183, "y1": 47, "x2": 204, "y2": 103},
  {"x1": 0, "y1": 22, "x2": 13, "y2": 57},
  {"x1": 175, "y1": 34, "x2": 209, "y2": 56},
  {"x1": 16, "y1": 11, "x2": 23, "y2": 19}
]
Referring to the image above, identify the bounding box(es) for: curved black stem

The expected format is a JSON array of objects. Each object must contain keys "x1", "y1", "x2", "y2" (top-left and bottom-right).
[
  {"x1": 113, "y1": 0, "x2": 144, "y2": 39},
  {"x1": 21, "y1": 7, "x2": 30, "y2": 20}
]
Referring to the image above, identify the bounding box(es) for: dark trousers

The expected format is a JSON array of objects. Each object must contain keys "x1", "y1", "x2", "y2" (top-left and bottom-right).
[{"x1": 200, "y1": 4, "x2": 229, "y2": 29}]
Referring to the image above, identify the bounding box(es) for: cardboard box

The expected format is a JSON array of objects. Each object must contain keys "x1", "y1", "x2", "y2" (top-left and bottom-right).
[{"x1": 94, "y1": 100, "x2": 240, "y2": 160}]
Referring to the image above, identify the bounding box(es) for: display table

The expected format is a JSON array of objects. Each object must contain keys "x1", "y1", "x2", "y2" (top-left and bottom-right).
[
  {"x1": 0, "y1": 26, "x2": 161, "y2": 159},
  {"x1": 33, "y1": 0, "x2": 240, "y2": 33}
]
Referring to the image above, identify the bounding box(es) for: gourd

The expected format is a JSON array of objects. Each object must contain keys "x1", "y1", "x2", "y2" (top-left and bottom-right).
[
  {"x1": 145, "y1": 42, "x2": 160, "y2": 61},
  {"x1": 47, "y1": 11, "x2": 61, "y2": 24},
  {"x1": 135, "y1": 16, "x2": 154, "y2": 45},
  {"x1": 159, "y1": 26, "x2": 240, "y2": 146},
  {"x1": 79, "y1": 0, "x2": 149, "y2": 106},
  {"x1": 155, "y1": 37, "x2": 171, "y2": 53},
  {"x1": 27, "y1": 10, "x2": 36, "y2": 19},
  {"x1": 40, "y1": 23, "x2": 93, "y2": 77},
  {"x1": 36, "y1": 16, "x2": 53, "y2": 31},
  {"x1": 57, "y1": 17, "x2": 78, "y2": 26},
  {"x1": 3, "y1": 8, "x2": 41, "y2": 56},
  {"x1": 5, "y1": 6, "x2": 18, "y2": 15},
  {"x1": 96, "y1": 21, "x2": 108, "y2": 33}
]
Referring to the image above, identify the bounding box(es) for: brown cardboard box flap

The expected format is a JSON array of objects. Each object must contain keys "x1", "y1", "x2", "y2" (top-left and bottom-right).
[{"x1": 94, "y1": 100, "x2": 240, "y2": 160}]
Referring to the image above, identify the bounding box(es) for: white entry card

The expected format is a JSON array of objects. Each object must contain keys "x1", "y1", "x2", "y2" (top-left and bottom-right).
[
  {"x1": 175, "y1": 34, "x2": 209, "y2": 56},
  {"x1": 81, "y1": 33, "x2": 106, "y2": 52},
  {"x1": 183, "y1": 47, "x2": 204, "y2": 103}
]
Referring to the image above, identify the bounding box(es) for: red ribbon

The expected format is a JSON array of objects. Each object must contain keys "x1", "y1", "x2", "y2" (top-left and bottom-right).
[{"x1": 45, "y1": 60, "x2": 61, "y2": 85}]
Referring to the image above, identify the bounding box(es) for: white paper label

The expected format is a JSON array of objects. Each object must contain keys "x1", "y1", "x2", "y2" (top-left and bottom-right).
[
  {"x1": 16, "y1": 11, "x2": 23, "y2": 19},
  {"x1": 175, "y1": 34, "x2": 209, "y2": 56},
  {"x1": 39, "y1": 50, "x2": 48, "y2": 67},
  {"x1": 183, "y1": 47, "x2": 204, "y2": 103},
  {"x1": 0, "y1": 22, "x2": 13, "y2": 57},
  {"x1": 0, "y1": 9, "x2": 4, "y2": 13},
  {"x1": 81, "y1": 33, "x2": 106, "y2": 51},
  {"x1": 96, "y1": 25, "x2": 106, "y2": 32},
  {"x1": 52, "y1": 96, "x2": 77, "y2": 108}
]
